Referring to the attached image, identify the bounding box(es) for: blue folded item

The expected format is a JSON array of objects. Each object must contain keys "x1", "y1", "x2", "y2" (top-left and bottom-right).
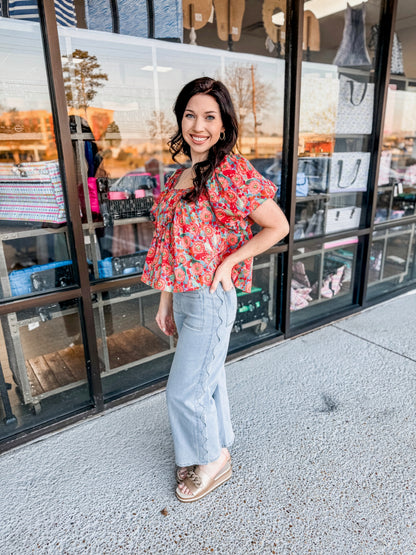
[
  {"x1": 9, "y1": 260, "x2": 72, "y2": 297},
  {"x1": 98, "y1": 258, "x2": 113, "y2": 279},
  {"x1": 296, "y1": 172, "x2": 309, "y2": 197},
  {"x1": 275, "y1": 171, "x2": 309, "y2": 196}
]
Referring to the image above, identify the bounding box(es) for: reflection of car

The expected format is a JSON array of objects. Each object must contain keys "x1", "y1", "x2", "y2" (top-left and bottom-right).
[{"x1": 111, "y1": 170, "x2": 155, "y2": 194}]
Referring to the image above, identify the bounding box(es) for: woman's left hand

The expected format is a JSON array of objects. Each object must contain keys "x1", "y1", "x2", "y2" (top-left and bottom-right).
[{"x1": 210, "y1": 260, "x2": 234, "y2": 293}]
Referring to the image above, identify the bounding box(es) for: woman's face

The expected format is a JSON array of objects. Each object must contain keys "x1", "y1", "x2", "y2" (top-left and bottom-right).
[{"x1": 181, "y1": 93, "x2": 225, "y2": 163}]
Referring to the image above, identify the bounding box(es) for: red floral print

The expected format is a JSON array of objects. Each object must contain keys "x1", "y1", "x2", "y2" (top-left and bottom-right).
[{"x1": 141, "y1": 153, "x2": 278, "y2": 293}]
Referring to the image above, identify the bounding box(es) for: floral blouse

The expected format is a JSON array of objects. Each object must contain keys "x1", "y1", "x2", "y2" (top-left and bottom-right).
[{"x1": 141, "y1": 153, "x2": 278, "y2": 293}]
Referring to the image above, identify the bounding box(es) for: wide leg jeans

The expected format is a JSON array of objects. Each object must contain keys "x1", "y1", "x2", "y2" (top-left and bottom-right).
[{"x1": 166, "y1": 284, "x2": 237, "y2": 466}]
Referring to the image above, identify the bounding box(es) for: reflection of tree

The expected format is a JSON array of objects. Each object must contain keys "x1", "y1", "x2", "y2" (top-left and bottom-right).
[
  {"x1": 221, "y1": 64, "x2": 272, "y2": 154},
  {"x1": 305, "y1": 103, "x2": 337, "y2": 134},
  {"x1": 101, "y1": 121, "x2": 122, "y2": 148},
  {"x1": 146, "y1": 110, "x2": 176, "y2": 149},
  {"x1": 62, "y1": 49, "x2": 108, "y2": 115}
]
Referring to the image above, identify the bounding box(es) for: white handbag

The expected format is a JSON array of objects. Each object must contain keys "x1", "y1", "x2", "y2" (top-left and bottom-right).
[
  {"x1": 377, "y1": 150, "x2": 393, "y2": 186},
  {"x1": 325, "y1": 206, "x2": 361, "y2": 234},
  {"x1": 329, "y1": 152, "x2": 370, "y2": 193},
  {"x1": 335, "y1": 75, "x2": 374, "y2": 135}
]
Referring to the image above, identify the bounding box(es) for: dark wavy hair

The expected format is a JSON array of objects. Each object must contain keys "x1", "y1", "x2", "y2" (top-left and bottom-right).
[{"x1": 168, "y1": 77, "x2": 239, "y2": 202}]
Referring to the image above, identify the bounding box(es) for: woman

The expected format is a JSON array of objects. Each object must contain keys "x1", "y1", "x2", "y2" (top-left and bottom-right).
[{"x1": 141, "y1": 77, "x2": 289, "y2": 503}]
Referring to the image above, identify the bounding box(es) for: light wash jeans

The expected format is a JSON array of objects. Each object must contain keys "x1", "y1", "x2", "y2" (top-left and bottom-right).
[{"x1": 166, "y1": 283, "x2": 237, "y2": 467}]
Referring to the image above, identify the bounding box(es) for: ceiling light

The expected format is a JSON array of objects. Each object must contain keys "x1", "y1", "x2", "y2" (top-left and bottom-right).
[{"x1": 141, "y1": 65, "x2": 172, "y2": 72}]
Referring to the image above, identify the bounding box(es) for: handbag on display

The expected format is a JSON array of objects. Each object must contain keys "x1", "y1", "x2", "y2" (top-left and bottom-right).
[
  {"x1": 335, "y1": 75, "x2": 374, "y2": 135},
  {"x1": 296, "y1": 172, "x2": 309, "y2": 197},
  {"x1": 329, "y1": 152, "x2": 371, "y2": 193},
  {"x1": 325, "y1": 206, "x2": 361, "y2": 234},
  {"x1": 378, "y1": 150, "x2": 393, "y2": 186},
  {"x1": 0, "y1": 161, "x2": 66, "y2": 224},
  {"x1": 297, "y1": 157, "x2": 329, "y2": 193},
  {"x1": 404, "y1": 164, "x2": 416, "y2": 186}
]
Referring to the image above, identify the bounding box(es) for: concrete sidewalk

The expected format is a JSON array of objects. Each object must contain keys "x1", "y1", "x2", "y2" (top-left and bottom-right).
[{"x1": 1, "y1": 291, "x2": 415, "y2": 554}]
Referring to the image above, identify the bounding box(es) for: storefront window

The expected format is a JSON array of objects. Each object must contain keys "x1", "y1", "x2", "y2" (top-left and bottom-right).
[
  {"x1": 94, "y1": 283, "x2": 175, "y2": 399},
  {"x1": 54, "y1": 0, "x2": 286, "y2": 401},
  {"x1": 290, "y1": 0, "x2": 382, "y2": 329},
  {"x1": 0, "y1": 16, "x2": 93, "y2": 440},
  {"x1": 1, "y1": 1, "x2": 416, "y2": 448},
  {"x1": 0, "y1": 19, "x2": 76, "y2": 301},
  {"x1": 367, "y1": 0, "x2": 416, "y2": 299},
  {"x1": 294, "y1": 1, "x2": 382, "y2": 243},
  {"x1": 0, "y1": 298, "x2": 91, "y2": 441},
  {"x1": 290, "y1": 236, "x2": 359, "y2": 328}
]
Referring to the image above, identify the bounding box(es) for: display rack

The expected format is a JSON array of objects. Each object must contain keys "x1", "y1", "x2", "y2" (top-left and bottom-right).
[
  {"x1": 369, "y1": 223, "x2": 416, "y2": 285},
  {"x1": 0, "y1": 218, "x2": 173, "y2": 414},
  {"x1": 291, "y1": 239, "x2": 357, "y2": 313},
  {"x1": 0, "y1": 216, "x2": 279, "y2": 414}
]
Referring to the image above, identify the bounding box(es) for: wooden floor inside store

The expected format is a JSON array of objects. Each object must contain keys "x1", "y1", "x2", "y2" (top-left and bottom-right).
[{"x1": 26, "y1": 326, "x2": 168, "y2": 396}]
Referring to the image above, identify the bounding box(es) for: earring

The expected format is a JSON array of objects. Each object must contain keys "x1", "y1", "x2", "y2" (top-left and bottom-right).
[{"x1": 219, "y1": 131, "x2": 225, "y2": 140}]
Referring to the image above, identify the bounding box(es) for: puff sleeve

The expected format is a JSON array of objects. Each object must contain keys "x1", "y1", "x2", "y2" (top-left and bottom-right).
[{"x1": 206, "y1": 154, "x2": 278, "y2": 224}]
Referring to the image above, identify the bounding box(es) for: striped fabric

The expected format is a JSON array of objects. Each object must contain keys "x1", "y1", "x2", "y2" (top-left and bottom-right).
[
  {"x1": 0, "y1": 161, "x2": 67, "y2": 223},
  {"x1": 5, "y1": 0, "x2": 77, "y2": 26}
]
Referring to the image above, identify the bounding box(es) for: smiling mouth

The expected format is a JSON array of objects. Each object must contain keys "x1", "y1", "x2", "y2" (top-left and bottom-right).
[{"x1": 190, "y1": 135, "x2": 209, "y2": 143}]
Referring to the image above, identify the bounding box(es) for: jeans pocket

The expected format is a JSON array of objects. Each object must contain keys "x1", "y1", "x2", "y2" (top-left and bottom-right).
[
  {"x1": 224, "y1": 287, "x2": 237, "y2": 327},
  {"x1": 182, "y1": 289, "x2": 204, "y2": 332}
]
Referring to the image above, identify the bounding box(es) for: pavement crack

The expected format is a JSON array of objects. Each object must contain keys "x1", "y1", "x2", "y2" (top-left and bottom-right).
[{"x1": 332, "y1": 324, "x2": 416, "y2": 364}]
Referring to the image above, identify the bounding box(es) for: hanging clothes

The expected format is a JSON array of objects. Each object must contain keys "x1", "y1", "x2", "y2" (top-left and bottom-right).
[
  {"x1": 85, "y1": 0, "x2": 183, "y2": 41},
  {"x1": 5, "y1": 0, "x2": 77, "y2": 26},
  {"x1": 391, "y1": 33, "x2": 405, "y2": 75},
  {"x1": 333, "y1": 3, "x2": 371, "y2": 68},
  {"x1": 84, "y1": 0, "x2": 113, "y2": 32},
  {"x1": 118, "y1": 0, "x2": 148, "y2": 37},
  {"x1": 153, "y1": 0, "x2": 183, "y2": 40}
]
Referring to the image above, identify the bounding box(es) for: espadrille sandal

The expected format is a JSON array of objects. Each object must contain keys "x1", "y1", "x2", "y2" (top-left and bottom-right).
[{"x1": 175, "y1": 460, "x2": 232, "y2": 503}]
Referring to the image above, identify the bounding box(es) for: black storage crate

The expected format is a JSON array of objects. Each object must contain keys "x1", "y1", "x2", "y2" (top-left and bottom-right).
[
  {"x1": 30, "y1": 263, "x2": 78, "y2": 321},
  {"x1": 97, "y1": 178, "x2": 154, "y2": 226},
  {"x1": 233, "y1": 287, "x2": 270, "y2": 334}
]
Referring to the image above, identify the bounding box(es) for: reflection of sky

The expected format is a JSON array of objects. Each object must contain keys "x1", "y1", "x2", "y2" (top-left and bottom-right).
[
  {"x1": 0, "y1": 19, "x2": 285, "y2": 140},
  {"x1": 59, "y1": 29, "x2": 286, "y2": 139},
  {"x1": 0, "y1": 20, "x2": 52, "y2": 111}
]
